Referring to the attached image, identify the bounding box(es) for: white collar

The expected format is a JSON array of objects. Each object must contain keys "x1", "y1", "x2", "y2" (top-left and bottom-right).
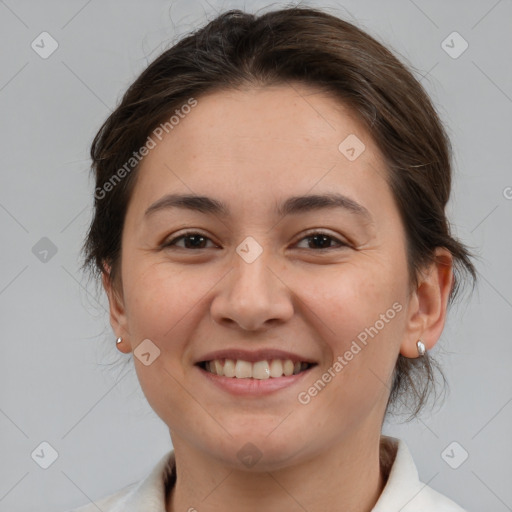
[
  {"x1": 91, "y1": 436, "x2": 465, "y2": 512},
  {"x1": 372, "y1": 436, "x2": 465, "y2": 511}
]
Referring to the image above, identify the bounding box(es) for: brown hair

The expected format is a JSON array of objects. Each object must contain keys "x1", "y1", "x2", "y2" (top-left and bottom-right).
[{"x1": 82, "y1": 5, "x2": 476, "y2": 418}]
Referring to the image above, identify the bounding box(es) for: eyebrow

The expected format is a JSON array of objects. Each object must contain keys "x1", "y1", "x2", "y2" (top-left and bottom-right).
[{"x1": 144, "y1": 192, "x2": 372, "y2": 221}]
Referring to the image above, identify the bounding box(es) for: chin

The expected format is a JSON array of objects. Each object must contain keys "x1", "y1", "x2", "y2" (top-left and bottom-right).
[{"x1": 207, "y1": 429, "x2": 312, "y2": 472}]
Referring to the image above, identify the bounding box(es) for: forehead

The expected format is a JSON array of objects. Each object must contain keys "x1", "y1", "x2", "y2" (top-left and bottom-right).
[
  {"x1": 164, "y1": 84, "x2": 372, "y2": 166},
  {"x1": 132, "y1": 84, "x2": 390, "y2": 215}
]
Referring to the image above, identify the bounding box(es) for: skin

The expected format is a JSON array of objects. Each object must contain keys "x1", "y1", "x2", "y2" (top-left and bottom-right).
[{"x1": 103, "y1": 83, "x2": 453, "y2": 512}]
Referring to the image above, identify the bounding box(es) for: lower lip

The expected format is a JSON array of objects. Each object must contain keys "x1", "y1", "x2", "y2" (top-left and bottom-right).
[{"x1": 196, "y1": 365, "x2": 314, "y2": 396}]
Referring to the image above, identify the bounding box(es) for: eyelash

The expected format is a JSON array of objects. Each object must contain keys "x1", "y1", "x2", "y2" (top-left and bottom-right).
[{"x1": 162, "y1": 230, "x2": 349, "y2": 251}]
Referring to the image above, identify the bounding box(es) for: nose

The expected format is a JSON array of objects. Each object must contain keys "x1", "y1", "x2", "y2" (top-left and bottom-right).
[{"x1": 210, "y1": 247, "x2": 294, "y2": 332}]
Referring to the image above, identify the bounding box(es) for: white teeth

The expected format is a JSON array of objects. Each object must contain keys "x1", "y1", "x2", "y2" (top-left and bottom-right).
[
  {"x1": 283, "y1": 360, "x2": 294, "y2": 376},
  {"x1": 252, "y1": 361, "x2": 270, "y2": 380},
  {"x1": 235, "y1": 360, "x2": 252, "y2": 378},
  {"x1": 223, "y1": 359, "x2": 236, "y2": 378},
  {"x1": 203, "y1": 358, "x2": 310, "y2": 378},
  {"x1": 269, "y1": 359, "x2": 283, "y2": 378},
  {"x1": 213, "y1": 360, "x2": 224, "y2": 376}
]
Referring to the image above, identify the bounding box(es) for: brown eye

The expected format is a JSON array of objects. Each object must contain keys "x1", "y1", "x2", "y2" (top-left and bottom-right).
[
  {"x1": 295, "y1": 232, "x2": 348, "y2": 250},
  {"x1": 163, "y1": 232, "x2": 217, "y2": 250}
]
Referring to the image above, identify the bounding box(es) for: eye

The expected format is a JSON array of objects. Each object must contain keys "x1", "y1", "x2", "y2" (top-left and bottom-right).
[
  {"x1": 295, "y1": 231, "x2": 349, "y2": 250},
  {"x1": 162, "y1": 231, "x2": 218, "y2": 250},
  {"x1": 162, "y1": 230, "x2": 349, "y2": 251}
]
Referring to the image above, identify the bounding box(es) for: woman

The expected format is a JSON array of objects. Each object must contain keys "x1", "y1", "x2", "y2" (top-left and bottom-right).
[{"x1": 72, "y1": 6, "x2": 475, "y2": 511}]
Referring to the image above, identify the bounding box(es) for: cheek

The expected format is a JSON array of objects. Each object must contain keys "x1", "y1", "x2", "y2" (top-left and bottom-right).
[
  {"x1": 121, "y1": 258, "x2": 200, "y2": 349},
  {"x1": 310, "y1": 260, "x2": 406, "y2": 343},
  {"x1": 120, "y1": 259, "x2": 209, "y2": 423},
  {"x1": 301, "y1": 260, "x2": 408, "y2": 403}
]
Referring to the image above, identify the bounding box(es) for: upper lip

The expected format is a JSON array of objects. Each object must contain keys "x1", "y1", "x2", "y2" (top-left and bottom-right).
[{"x1": 196, "y1": 349, "x2": 317, "y2": 364}]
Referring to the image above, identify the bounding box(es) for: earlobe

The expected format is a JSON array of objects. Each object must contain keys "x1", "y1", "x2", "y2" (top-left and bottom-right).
[
  {"x1": 400, "y1": 248, "x2": 454, "y2": 358},
  {"x1": 101, "y1": 264, "x2": 129, "y2": 343}
]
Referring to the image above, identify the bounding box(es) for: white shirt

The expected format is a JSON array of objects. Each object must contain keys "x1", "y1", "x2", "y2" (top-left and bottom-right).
[{"x1": 68, "y1": 436, "x2": 466, "y2": 511}]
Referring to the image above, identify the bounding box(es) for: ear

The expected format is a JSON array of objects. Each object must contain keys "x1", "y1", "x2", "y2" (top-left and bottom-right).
[
  {"x1": 400, "y1": 248, "x2": 454, "y2": 358},
  {"x1": 102, "y1": 263, "x2": 131, "y2": 353}
]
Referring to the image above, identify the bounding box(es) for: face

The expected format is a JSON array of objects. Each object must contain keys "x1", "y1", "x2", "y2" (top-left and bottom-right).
[{"x1": 107, "y1": 84, "x2": 422, "y2": 470}]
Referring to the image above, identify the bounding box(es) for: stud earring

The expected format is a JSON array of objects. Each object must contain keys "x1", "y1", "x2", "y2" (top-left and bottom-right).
[
  {"x1": 116, "y1": 337, "x2": 123, "y2": 345},
  {"x1": 416, "y1": 339, "x2": 426, "y2": 356}
]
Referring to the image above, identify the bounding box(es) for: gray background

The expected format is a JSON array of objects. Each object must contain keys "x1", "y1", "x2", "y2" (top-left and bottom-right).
[{"x1": 0, "y1": 0, "x2": 511, "y2": 511}]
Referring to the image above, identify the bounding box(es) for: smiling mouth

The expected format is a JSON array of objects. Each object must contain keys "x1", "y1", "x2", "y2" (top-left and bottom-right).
[{"x1": 197, "y1": 359, "x2": 316, "y2": 379}]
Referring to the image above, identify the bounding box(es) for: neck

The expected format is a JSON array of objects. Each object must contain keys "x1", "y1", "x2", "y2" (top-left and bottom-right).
[{"x1": 166, "y1": 429, "x2": 386, "y2": 512}]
